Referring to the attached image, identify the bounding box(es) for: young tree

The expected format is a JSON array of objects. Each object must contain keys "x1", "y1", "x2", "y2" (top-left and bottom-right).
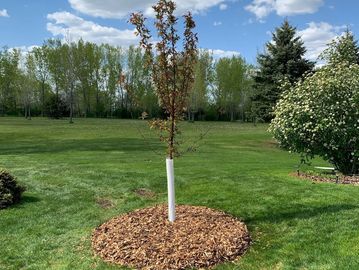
[
  {"x1": 252, "y1": 20, "x2": 314, "y2": 122},
  {"x1": 130, "y1": 0, "x2": 197, "y2": 222}
]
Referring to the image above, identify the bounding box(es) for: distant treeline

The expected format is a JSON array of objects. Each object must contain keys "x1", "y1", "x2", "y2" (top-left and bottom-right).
[
  {"x1": 1, "y1": 20, "x2": 338, "y2": 122},
  {"x1": 0, "y1": 39, "x2": 254, "y2": 122}
]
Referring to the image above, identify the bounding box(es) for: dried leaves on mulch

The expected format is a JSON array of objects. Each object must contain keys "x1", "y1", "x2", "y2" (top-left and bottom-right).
[
  {"x1": 292, "y1": 172, "x2": 359, "y2": 185},
  {"x1": 92, "y1": 204, "x2": 250, "y2": 270}
]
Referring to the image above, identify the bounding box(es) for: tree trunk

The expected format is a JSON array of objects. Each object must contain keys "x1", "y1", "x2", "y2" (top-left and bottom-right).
[
  {"x1": 82, "y1": 87, "x2": 87, "y2": 118},
  {"x1": 55, "y1": 84, "x2": 59, "y2": 117},
  {"x1": 41, "y1": 82, "x2": 45, "y2": 117},
  {"x1": 230, "y1": 110, "x2": 234, "y2": 122},
  {"x1": 69, "y1": 84, "x2": 74, "y2": 124}
]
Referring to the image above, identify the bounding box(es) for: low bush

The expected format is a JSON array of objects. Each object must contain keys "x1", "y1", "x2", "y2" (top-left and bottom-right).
[{"x1": 0, "y1": 169, "x2": 25, "y2": 209}]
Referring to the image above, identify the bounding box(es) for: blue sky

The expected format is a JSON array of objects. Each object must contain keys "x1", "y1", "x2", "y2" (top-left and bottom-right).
[{"x1": 0, "y1": 0, "x2": 358, "y2": 64}]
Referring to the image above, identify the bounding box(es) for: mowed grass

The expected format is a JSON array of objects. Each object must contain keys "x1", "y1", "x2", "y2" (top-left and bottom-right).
[{"x1": 1, "y1": 117, "x2": 359, "y2": 270}]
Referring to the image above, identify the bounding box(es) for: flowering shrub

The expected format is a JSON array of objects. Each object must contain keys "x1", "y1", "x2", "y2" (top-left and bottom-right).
[{"x1": 269, "y1": 62, "x2": 359, "y2": 175}]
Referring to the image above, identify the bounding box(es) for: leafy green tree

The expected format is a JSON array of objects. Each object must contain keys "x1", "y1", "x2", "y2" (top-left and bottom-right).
[
  {"x1": 214, "y1": 56, "x2": 250, "y2": 121},
  {"x1": 252, "y1": 20, "x2": 314, "y2": 122},
  {"x1": 46, "y1": 39, "x2": 67, "y2": 113},
  {"x1": 62, "y1": 41, "x2": 77, "y2": 123},
  {"x1": 188, "y1": 50, "x2": 213, "y2": 121},
  {"x1": 21, "y1": 53, "x2": 39, "y2": 119},
  {"x1": 124, "y1": 46, "x2": 156, "y2": 117},
  {"x1": 0, "y1": 48, "x2": 21, "y2": 115},
  {"x1": 101, "y1": 44, "x2": 124, "y2": 117},
  {"x1": 32, "y1": 46, "x2": 50, "y2": 116}
]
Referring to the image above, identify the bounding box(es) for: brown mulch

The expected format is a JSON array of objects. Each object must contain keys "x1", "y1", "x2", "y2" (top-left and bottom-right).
[
  {"x1": 92, "y1": 204, "x2": 250, "y2": 270},
  {"x1": 292, "y1": 172, "x2": 359, "y2": 185}
]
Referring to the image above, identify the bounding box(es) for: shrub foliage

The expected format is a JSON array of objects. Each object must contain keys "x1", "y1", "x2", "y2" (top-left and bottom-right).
[
  {"x1": 269, "y1": 62, "x2": 359, "y2": 175},
  {"x1": 0, "y1": 169, "x2": 25, "y2": 209}
]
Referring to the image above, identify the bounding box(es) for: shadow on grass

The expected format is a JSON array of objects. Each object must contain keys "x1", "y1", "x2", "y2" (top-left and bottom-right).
[
  {"x1": 13, "y1": 195, "x2": 41, "y2": 208},
  {"x1": 248, "y1": 204, "x2": 358, "y2": 223},
  {"x1": 1, "y1": 195, "x2": 40, "y2": 210},
  {"x1": 0, "y1": 137, "x2": 162, "y2": 155}
]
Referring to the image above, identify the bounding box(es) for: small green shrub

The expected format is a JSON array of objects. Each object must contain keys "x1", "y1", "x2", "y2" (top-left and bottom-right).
[{"x1": 0, "y1": 169, "x2": 25, "y2": 209}]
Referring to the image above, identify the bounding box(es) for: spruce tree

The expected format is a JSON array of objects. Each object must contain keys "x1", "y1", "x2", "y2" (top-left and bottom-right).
[
  {"x1": 251, "y1": 20, "x2": 314, "y2": 122},
  {"x1": 320, "y1": 29, "x2": 359, "y2": 65}
]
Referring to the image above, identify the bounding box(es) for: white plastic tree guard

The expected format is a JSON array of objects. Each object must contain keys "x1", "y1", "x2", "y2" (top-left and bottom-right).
[{"x1": 166, "y1": 158, "x2": 176, "y2": 222}]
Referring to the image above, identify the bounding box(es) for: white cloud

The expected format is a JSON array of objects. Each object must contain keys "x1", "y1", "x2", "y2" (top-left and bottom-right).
[
  {"x1": 209, "y1": 49, "x2": 241, "y2": 58},
  {"x1": 213, "y1": 21, "x2": 222, "y2": 26},
  {"x1": 46, "y1": 11, "x2": 138, "y2": 47},
  {"x1": 298, "y1": 22, "x2": 346, "y2": 62},
  {"x1": 245, "y1": 0, "x2": 274, "y2": 20},
  {"x1": 275, "y1": 0, "x2": 323, "y2": 16},
  {"x1": 219, "y1": 3, "x2": 228, "y2": 10},
  {"x1": 245, "y1": 0, "x2": 323, "y2": 20},
  {"x1": 68, "y1": 0, "x2": 227, "y2": 19},
  {"x1": 0, "y1": 9, "x2": 9, "y2": 17}
]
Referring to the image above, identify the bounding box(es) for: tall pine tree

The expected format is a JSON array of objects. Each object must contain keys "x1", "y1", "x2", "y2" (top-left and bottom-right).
[{"x1": 251, "y1": 20, "x2": 314, "y2": 122}]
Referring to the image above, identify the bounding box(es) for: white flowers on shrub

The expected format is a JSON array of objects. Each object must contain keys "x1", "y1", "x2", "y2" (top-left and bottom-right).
[{"x1": 269, "y1": 62, "x2": 359, "y2": 175}]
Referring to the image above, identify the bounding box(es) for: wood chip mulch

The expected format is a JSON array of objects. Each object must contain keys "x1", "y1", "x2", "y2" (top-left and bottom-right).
[
  {"x1": 91, "y1": 204, "x2": 250, "y2": 270},
  {"x1": 292, "y1": 172, "x2": 359, "y2": 185}
]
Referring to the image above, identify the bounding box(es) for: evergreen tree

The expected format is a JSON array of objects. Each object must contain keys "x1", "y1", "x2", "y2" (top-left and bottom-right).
[
  {"x1": 320, "y1": 29, "x2": 359, "y2": 65},
  {"x1": 251, "y1": 20, "x2": 314, "y2": 122}
]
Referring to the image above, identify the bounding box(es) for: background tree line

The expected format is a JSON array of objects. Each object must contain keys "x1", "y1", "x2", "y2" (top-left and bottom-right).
[
  {"x1": 0, "y1": 39, "x2": 254, "y2": 122},
  {"x1": 2, "y1": 20, "x2": 351, "y2": 122}
]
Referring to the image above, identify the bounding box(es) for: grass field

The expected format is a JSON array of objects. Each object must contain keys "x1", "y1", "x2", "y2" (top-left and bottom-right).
[{"x1": 1, "y1": 117, "x2": 359, "y2": 270}]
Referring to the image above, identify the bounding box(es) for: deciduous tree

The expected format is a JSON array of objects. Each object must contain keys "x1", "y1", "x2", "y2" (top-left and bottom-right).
[{"x1": 130, "y1": 0, "x2": 197, "y2": 222}]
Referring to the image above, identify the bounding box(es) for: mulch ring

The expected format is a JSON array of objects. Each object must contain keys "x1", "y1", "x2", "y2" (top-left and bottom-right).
[
  {"x1": 291, "y1": 172, "x2": 359, "y2": 185},
  {"x1": 92, "y1": 204, "x2": 250, "y2": 270}
]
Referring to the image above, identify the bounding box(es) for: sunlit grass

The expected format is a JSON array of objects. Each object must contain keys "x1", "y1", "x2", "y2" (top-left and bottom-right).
[{"x1": 0, "y1": 117, "x2": 358, "y2": 270}]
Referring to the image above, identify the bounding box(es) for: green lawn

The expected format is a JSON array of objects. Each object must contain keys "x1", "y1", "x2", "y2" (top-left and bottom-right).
[{"x1": 1, "y1": 117, "x2": 359, "y2": 270}]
